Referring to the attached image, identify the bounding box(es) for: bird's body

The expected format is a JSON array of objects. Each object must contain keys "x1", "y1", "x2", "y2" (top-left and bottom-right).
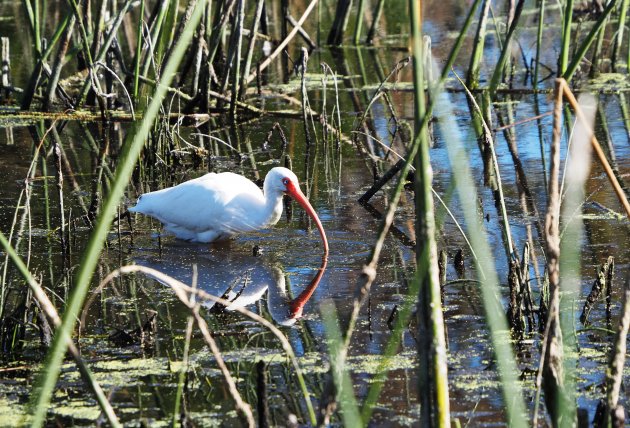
[{"x1": 129, "y1": 167, "x2": 329, "y2": 254}]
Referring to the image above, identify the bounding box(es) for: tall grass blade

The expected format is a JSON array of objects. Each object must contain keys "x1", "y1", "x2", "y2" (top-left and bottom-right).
[
  {"x1": 434, "y1": 91, "x2": 527, "y2": 427},
  {"x1": 26, "y1": 2, "x2": 208, "y2": 425},
  {"x1": 320, "y1": 301, "x2": 362, "y2": 427}
]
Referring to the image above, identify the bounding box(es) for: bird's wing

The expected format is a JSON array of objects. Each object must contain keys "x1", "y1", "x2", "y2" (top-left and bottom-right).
[{"x1": 132, "y1": 172, "x2": 265, "y2": 234}]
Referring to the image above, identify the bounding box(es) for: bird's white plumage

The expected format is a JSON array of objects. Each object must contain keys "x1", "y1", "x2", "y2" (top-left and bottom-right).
[{"x1": 129, "y1": 168, "x2": 296, "y2": 242}]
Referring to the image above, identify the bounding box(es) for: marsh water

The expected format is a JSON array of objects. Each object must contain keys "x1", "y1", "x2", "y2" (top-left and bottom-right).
[{"x1": 1, "y1": 0, "x2": 629, "y2": 426}]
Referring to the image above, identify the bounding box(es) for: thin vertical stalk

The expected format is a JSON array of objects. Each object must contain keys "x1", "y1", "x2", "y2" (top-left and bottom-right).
[
  {"x1": 558, "y1": 93, "x2": 597, "y2": 426},
  {"x1": 558, "y1": 0, "x2": 574, "y2": 74},
  {"x1": 25, "y1": 2, "x2": 208, "y2": 425},
  {"x1": 320, "y1": 301, "x2": 362, "y2": 427},
  {"x1": 488, "y1": 0, "x2": 525, "y2": 95},
  {"x1": 172, "y1": 303, "x2": 195, "y2": 427},
  {"x1": 239, "y1": 0, "x2": 264, "y2": 99},
  {"x1": 327, "y1": 0, "x2": 352, "y2": 45},
  {"x1": 366, "y1": 0, "x2": 385, "y2": 44},
  {"x1": 133, "y1": 0, "x2": 145, "y2": 101},
  {"x1": 409, "y1": 0, "x2": 450, "y2": 425},
  {"x1": 33, "y1": 0, "x2": 42, "y2": 54},
  {"x1": 230, "y1": 0, "x2": 244, "y2": 120},
  {"x1": 533, "y1": 0, "x2": 545, "y2": 88},
  {"x1": 541, "y1": 79, "x2": 568, "y2": 426},
  {"x1": 354, "y1": 0, "x2": 366, "y2": 44},
  {"x1": 467, "y1": 0, "x2": 491, "y2": 88}
]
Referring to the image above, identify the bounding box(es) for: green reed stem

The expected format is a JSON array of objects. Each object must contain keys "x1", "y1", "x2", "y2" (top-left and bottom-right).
[
  {"x1": 563, "y1": 0, "x2": 618, "y2": 81},
  {"x1": 321, "y1": 301, "x2": 362, "y2": 427},
  {"x1": 534, "y1": 0, "x2": 546, "y2": 88},
  {"x1": 409, "y1": 0, "x2": 450, "y2": 425},
  {"x1": 559, "y1": 0, "x2": 574, "y2": 74},
  {"x1": 467, "y1": 0, "x2": 491, "y2": 88},
  {"x1": 240, "y1": 0, "x2": 264, "y2": 99},
  {"x1": 489, "y1": 0, "x2": 524, "y2": 95},
  {"x1": 230, "y1": 0, "x2": 244, "y2": 120},
  {"x1": 354, "y1": 0, "x2": 366, "y2": 44},
  {"x1": 26, "y1": 2, "x2": 207, "y2": 425},
  {"x1": 133, "y1": 0, "x2": 145, "y2": 101}
]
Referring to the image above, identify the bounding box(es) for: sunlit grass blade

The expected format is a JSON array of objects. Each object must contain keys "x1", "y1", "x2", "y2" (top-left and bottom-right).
[
  {"x1": 25, "y1": 1, "x2": 208, "y2": 425},
  {"x1": 434, "y1": 90, "x2": 528, "y2": 427},
  {"x1": 320, "y1": 300, "x2": 362, "y2": 427}
]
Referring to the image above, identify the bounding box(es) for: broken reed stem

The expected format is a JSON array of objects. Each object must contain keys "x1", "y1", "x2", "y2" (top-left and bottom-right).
[
  {"x1": 96, "y1": 265, "x2": 318, "y2": 426},
  {"x1": 245, "y1": 0, "x2": 318, "y2": 85}
]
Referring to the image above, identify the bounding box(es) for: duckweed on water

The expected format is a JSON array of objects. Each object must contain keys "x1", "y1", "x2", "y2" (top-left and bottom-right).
[{"x1": 51, "y1": 403, "x2": 102, "y2": 422}]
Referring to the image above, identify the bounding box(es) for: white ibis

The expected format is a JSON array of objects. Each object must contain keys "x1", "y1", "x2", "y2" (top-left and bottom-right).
[{"x1": 129, "y1": 167, "x2": 329, "y2": 255}]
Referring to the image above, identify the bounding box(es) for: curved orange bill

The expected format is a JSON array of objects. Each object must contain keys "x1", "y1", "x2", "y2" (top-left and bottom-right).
[
  {"x1": 285, "y1": 182, "x2": 329, "y2": 256},
  {"x1": 289, "y1": 257, "x2": 327, "y2": 319}
]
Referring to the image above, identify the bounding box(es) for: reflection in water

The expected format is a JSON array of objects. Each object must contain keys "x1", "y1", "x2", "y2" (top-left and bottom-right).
[{"x1": 134, "y1": 246, "x2": 326, "y2": 326}]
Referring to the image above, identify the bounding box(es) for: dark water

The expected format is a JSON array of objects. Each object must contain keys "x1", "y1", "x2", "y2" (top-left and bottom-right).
[{"x1": 1, "y1": 0, "x2": 629, "y2": 426}]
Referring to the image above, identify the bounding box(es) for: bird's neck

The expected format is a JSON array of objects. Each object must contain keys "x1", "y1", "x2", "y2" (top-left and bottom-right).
[{"x1": 261, "y1": 189, "x2": 284, "y2": 227}]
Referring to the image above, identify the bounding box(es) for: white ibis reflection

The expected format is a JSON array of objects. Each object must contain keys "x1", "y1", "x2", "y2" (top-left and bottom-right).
[{"x1": 134, "y1": 247, "x2": 327, "y2": 326}]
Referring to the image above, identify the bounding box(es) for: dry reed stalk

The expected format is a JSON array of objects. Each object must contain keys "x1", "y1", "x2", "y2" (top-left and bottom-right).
[{"x1": 539, "y1": 78, "x2": 566, "y2": 426}]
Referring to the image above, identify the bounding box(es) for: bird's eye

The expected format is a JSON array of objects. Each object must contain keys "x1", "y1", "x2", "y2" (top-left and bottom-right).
[{"x1": 282, "y1": 178, "x2": 289, "y2": 185}]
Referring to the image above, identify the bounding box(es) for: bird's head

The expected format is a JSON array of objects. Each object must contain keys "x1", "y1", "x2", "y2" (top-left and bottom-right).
[{"x1": 266, "y1": 167, "x2": 329, "y2": 256}]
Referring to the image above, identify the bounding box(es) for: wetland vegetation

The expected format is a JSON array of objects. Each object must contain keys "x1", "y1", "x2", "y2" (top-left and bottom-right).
[{"x1": 0, "y1": 0, "x2": 629, "y2": 426}]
